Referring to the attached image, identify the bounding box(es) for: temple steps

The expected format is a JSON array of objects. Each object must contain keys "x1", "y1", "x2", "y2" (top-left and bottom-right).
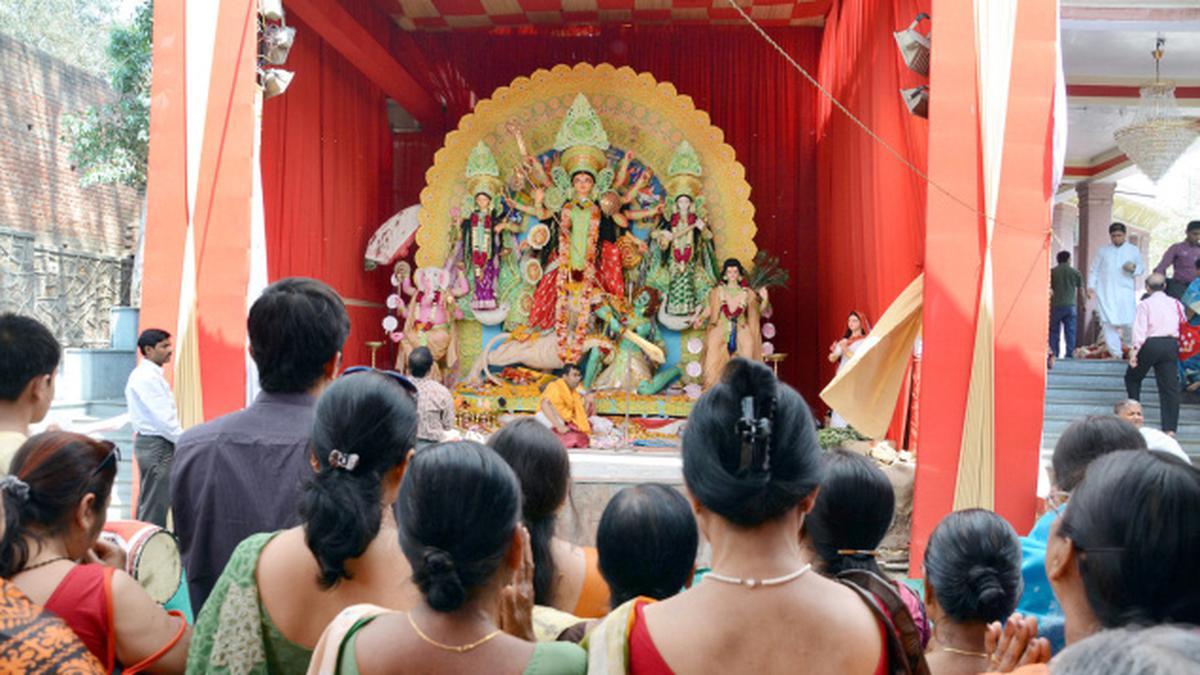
[{"x1": 1041, "y1": 359, "x2": 1200, "y2": 465}]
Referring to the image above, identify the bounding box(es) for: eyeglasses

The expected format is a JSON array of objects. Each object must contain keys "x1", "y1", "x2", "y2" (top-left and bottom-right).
[
  {"x1": 341, "y1": 366, "x2": 419, "y2": 399},
  {"x1": 89, "y1": 440, "x2": 120, "y2": 480},
  {"x1": 1045, "y1": 489, "x2": 1070, "y2": 516}
]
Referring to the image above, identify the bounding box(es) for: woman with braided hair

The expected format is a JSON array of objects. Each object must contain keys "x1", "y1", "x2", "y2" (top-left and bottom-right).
[
  {"x1": 802, "y1": 449, "x2": 931, "y2": 650},
  {"x1": 188, "y1": 371, "x2": 421, "y2": 673}
]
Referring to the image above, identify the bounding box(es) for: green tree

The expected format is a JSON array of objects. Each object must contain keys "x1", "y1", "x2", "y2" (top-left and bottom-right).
[
  {"x1": 63, "y1": 0, "x2": 153, "y2": 191},
  {"x1": 0, "y1": 0, "x2": 121, "y2": 75}
]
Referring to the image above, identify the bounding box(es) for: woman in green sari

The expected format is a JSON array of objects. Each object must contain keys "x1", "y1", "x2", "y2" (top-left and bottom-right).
[{"x1": 186, "y1": 371, "x2": 421, "y2": 674}]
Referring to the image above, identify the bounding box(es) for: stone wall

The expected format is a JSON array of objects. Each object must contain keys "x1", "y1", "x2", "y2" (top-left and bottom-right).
[{"x1": 0, "y1": 32, "x2": 140, "y2": 346}]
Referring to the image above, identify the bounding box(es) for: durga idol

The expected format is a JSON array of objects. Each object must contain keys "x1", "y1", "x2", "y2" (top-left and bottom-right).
[{"x1": 527, "y1": 94, "x2": 613, "y2": 363}]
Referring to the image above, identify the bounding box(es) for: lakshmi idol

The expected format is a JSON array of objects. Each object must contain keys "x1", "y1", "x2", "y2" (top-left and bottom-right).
[
  {"x1": 459, "y1": 141, "x2": 518, "y2": 312},
  {"x1": 527, "y1": 94, "x2": 612, "y2": 363},
  {"x1": 644, "y1": 142, "x2": 718, "y2": 332}
]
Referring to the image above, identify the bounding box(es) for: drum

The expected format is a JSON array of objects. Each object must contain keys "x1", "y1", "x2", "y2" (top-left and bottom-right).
[{"x1": 100, "y1": 520, "x2": 183, "y2": 605}]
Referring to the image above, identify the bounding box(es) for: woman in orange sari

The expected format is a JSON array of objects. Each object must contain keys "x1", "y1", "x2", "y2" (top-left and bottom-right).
[
  {"x1": 0, "y1": 476, "x2": 104, "y2": 674},
  {"x1": 694, "y1": 259, "x2": 768, "y2": 389}
]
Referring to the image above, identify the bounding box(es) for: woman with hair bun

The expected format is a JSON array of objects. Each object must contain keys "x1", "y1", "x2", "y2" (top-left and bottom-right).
[
  {"x1": 983, "y1": 450, "x2": 1200, "y2": 675},
  {"x1": 188, "y1": 371, "x2": 421, "y2": 673},
  {"x1": 923, "y1": 509, "x2": 1034, "y2": 675},
  {"x1": 321, "y1": 441, "x2": 586, "y2": 674},
  {"x1": 586, "y1": 358, "x2": 889, "y2": 674},
  {"x1": 489, "y1": 418, "x2": 610, "y2": 619},
  {"x1": 803, "y1": 449, "x2": 929, "y2": 648}
]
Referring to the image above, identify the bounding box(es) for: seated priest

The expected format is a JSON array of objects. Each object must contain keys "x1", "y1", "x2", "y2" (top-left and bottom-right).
[{"x1": 537, "y1": 363, "x2": 594, "y2": 449}]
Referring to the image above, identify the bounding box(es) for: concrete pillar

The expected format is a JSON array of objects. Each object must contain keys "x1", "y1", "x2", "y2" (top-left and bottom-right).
[
  {"x1": 1076, "y1": 181, "x2": 1116, "y2": 284},
  {"x1": 1075, "y1": 182, "x2": 1116, "y2": 346},
  {"x1": 1051, "y1": 202, "x2": 1078, "y2": 261}
]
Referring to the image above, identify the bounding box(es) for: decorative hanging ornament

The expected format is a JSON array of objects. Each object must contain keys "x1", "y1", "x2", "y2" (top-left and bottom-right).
[
  {"x1": 686, "y1": 338, "x2": 704, "y2": 355},
  {"x1": 763, "y1": 342, "x2": 775, "y2": 356},
  {"x1": 1113, "y1": 39, "x2": 1200, "y2": 183},
  {"x1": 762, "y1": 323, "x2": 776, "y2": 339},
  {"x1": 386, "y1": 294, "x2": 401, "y2": 309},
  {"x1": 685, "y1": 361, "x2": 703, "y2": 378},
  {"x1": 382, "y1": 315, "x2": 399, "y2": 332}
]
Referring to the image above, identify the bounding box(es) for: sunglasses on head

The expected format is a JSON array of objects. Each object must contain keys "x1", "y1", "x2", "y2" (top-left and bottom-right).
[
  {"x1": 341, "y1": 366, "x2": 419, "y2": 399},
  {"x1": 89, "y1": 440, "x2": 120, "y2": 480}
]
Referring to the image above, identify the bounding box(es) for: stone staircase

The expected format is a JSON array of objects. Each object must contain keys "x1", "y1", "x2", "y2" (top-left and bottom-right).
[{"x1": 1042, "y1": 359, "x2": 1200, "y2": 465}]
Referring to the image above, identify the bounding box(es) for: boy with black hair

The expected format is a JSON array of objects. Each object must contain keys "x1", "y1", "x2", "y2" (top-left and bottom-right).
[
  {"x1": 0, "y1": 314, "x2": 60, "y2": 473},
  {"x1": 171, "y1": 277, "x2": 350, "y2": 610}
]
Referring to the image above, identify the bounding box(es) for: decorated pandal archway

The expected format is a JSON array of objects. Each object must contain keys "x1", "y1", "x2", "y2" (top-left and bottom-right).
[{"x1": 382, "y1": 64, "x2": 782, "y2": 441}]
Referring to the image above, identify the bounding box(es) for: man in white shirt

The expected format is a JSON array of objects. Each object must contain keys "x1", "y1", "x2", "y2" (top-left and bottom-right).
[
  {"x1": 1087, "y1": 222, "x2": 1145, "y2": 359},
  {"x1": 125, "y1": 328, "x2": 183, "y2": 526}
]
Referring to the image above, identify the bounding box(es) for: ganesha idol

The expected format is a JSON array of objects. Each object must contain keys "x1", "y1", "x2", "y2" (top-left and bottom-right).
[{"x1": 393, "y1": 262, "x2": 468, "y2": 383}]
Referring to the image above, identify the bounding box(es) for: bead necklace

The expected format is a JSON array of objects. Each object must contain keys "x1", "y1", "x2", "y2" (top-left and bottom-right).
[
  {"x1": 704, "y1": 563, "x2": 812, "y2": 588},
  {"x1": 407, "y1": 613, "x2": 502, "y2": 654}
]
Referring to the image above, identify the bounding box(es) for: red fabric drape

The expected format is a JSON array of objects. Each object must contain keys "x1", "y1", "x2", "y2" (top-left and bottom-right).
[
  {"x1": 815, "y1": 0, "x2": 930, "y2": 435},
  {"x1": 261, "y1": 2, "x2": 398, "y2": 369},
  {"x1": 395, "y1": 26, "x2": 822, "y2": 397},
  {"x1": 910, "y1": 0, "x2": 1057, "y2": 569}
]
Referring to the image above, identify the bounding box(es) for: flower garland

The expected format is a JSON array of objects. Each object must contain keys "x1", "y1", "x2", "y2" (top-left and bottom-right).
[{"x1": 554, "y1": 199, "x2": 602, "y2": 363}]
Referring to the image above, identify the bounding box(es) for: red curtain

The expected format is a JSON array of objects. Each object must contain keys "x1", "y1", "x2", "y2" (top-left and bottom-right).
[
  {"x1": 395, "y1": 26, "x2": 823, "y2": 397},
  {"x1": 815, "y1": 0, "x2": 930, "y2": 432},
  {"x1": 260, "y1": 2, "x2": 398, "y2": 370}
]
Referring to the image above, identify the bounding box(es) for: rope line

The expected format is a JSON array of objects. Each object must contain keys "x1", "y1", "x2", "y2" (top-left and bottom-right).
[
  {"x1": 722, "y1": 0, "x2": 1062, "y2": 333},
  {"x1": 721, "y1": 0, "x2": 1059, "y2": 243}
]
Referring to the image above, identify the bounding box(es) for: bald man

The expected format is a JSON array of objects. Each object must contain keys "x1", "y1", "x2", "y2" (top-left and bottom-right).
[{"x1": 1125, "y1": 273, "x2": 1184, "y2": 435}]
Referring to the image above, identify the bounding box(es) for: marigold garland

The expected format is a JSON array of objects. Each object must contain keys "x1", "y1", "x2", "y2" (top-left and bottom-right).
[{"x1": 553, "y1": 199, "x2": 602, "y2": 363}]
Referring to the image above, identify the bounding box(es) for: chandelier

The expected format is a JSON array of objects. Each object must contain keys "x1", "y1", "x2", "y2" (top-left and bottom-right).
[{"x1": 1113, "y1": 39, "x2": 1199, "y2": 183}]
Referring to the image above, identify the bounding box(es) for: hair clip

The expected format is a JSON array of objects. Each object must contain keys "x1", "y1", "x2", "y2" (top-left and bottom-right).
[
  {"x1": 836, "y1": 549, "x2": 879, "y2": 558},
  {"x1": 736, "y1": 395, "x2": 775, "y2": 476},
  {"x1": 328, "y1": 449, "x2": 360, "y2": 471},
  {"x1": 0, "y1": 475, "x2": 30, "y2": 502}
]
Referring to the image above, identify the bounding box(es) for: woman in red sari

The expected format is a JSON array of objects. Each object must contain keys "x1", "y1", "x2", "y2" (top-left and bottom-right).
[
  {"x1": 1, "y1": 474, "x2": 104, "y2": 674},
  {"x1": 1, "y1": 432, "x2": 190, "y2": 673},
  {"x1": 827, "y1": 310, "x2": 871, "y2": 428},
  {"x1": 586, "y1": 360, "x2": 889, "y2": 674}
]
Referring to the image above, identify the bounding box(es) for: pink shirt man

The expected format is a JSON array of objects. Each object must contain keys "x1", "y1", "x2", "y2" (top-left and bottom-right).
[{"x1": 1131, "y1": 290, "x2": 1184, "y2": 353}]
